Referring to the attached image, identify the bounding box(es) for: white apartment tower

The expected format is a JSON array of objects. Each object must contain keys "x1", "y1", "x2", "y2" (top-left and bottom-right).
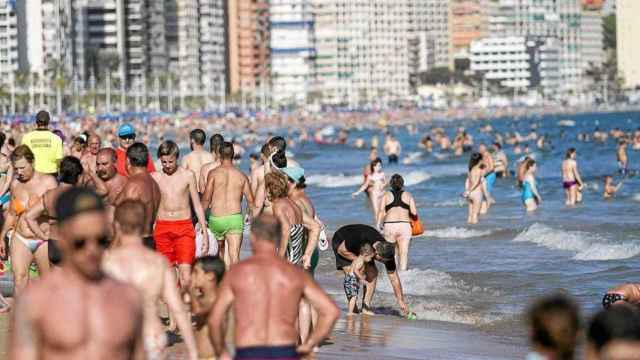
[
  {"x1": 488, "y1": 0, "x2": 584, "y2": 92},
  {"x1": 270, "y1": 0, "x2": 315, "y2": 104},
  {"x1": 198, "y1": 0, "x2": 226, "y2": 96},
  {"x1": 0, "y1": 1, "x2": 18, "y2": 81},
  {"x1": 581, "y1": 4, "x2": 604, "y2": 71},
  {"x1": 313, "y1": 0, "x2": 411, "y2": 106},
  {"x1": 617, "y1": 0, "x2": 640, "y2": 88},
  {"x1": 408, "y1": 0, "x2": 450, "y2": 69}
]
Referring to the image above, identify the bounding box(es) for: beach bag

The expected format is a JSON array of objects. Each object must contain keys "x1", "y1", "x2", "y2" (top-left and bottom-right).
[
  {"x1": 195, "y1": 223, "x2": 218, "y2": 257},
  {"x1": 410, "y1": 216, "x2": 424, "y2": 236}
]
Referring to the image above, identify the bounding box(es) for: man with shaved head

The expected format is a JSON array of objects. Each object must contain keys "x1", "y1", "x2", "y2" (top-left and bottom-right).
[{"x1": 84, "y1": 148, "x2": 127, "y2": 222}]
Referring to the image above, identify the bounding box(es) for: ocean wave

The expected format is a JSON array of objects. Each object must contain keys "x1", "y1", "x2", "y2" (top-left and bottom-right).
[
  {"x1": 432, "y1": 199, "x2": 463, "y2": 208},
  {"x1": 513, "y1": 223, "x2": 640, "y2": 261},
  {"x1": 632, "y1": 193, "x2": 640, "y2": 202},
  {"x1": 306, "y1": 170, "x2": 432, "y2": 188},
  {"x1": 424, "y1": 227, "x2": 494, "y2": 239},
  {"x1": 376, "y1": 268, "x2": 500, "y2": 325}
]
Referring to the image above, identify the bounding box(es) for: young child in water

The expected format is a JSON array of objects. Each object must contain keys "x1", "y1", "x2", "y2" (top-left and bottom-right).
[
  {"x1": 189, "y1": 255, "x2": 226, "y2": 360},
  {"x1": 344, "y1": 243, "x2": 375, "y2": 315},
  {"x1": 603, "y1": 175, "x2": 623, "y2": 199}
]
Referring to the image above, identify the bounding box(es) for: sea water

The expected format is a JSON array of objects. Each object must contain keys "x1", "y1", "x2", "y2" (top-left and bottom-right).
[{"x1": 283, "y1": 111, "x2": 640, "y2": 342}]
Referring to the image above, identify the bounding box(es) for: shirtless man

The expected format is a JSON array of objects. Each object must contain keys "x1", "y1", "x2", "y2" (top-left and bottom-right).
[
  {"x1": 198, "y1": 133, "x2": 224, "y2": 194},
  {"x1": 0, "y1": 145, "x2": 57, "y2": 295},
  {"x1": 562, "y1": 148, "x2": 584, "y2": 206},
  {"x1": 9, "y1": 187, "x2": 144, "y2": 360},
  {"x1": 80, "y1": 133, "x2": 101, "y2": 174},
  {"x1": 114, "y1": 143, "x2": 161, "y2": 250},
  {"x1": 151, "y1": 140, "x2": 208, "y2": 290},
  {"x1": 24, "y1": 156, "x2": 102, "y2": 266},
  {"x1": 182, "y1": 129, "x2": 214, "y2": 191},
  {"x1": 209, "y1": 214, "x2": 340, "y2": 360},
  {"x1": 617, "y1": 140, "x2": 629, "y2": 176},
  {"x1": 189, "y1": 256, "x2": 226, "y2": 360},
  {"x1": 493, "y1": 142, "x2": 509, "y2": 178},
  {"x1": 479, "y1": 144, "x2": 496, "y2": 214},
  {"x1": 602, "y1": 283, "x2": 640, "y2": 309},
  {"x1": 103, "y1": 200, "x2": 198, "y2": 360},
  {"x1": 384, "y1": 134, "x2": 401, "y2": 165},
  {"x1": 89, "y1": 148, "x2": 127, "y2": 221},
  {"x1": 249, "y1": 145, "x2": 270, "y2": 215},
  {"x1": 202, "y1": 142, "x2": 257, "y2": 266}
]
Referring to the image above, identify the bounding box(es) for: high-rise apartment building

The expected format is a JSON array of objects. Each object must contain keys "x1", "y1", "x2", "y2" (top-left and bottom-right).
[
  {"x1": 270, "y1": 0, "x2": 315, "y2": 104},
  {"x1": 0, "y1": 1, "x2": 18, "y2": 81},
  {"x1": 488, "y1": 0, "x2": 584, "y2": 92},
  {"x1": 581, "y1": 1, "x2": 604, "y2": 72},
  {"x1": 470, "y1": 36, "x2": 560, "y2": 91},
  {"x1": 450, "y1": 0, "x2": 488, "y2": 59},
  {"x1": 313, "y1": 0, "x2": 410, "y2": 105},
  {"x1": 199, "y1": 0, "x2": 226, "y2": 95},
  {"x1": 408, "y1": 0, "x2": 449, "y2": 69},
  {"x1": 617, "y1": 0, "x2": 640, "y2": 88},
  {"x1": 227, "y1": 0, "x2": 270, "y2": 95}
]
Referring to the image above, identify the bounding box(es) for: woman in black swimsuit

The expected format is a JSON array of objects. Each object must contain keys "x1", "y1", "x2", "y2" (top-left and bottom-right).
[{"x1": 376, "y1": 174, "x2": 418, "y2": 271}]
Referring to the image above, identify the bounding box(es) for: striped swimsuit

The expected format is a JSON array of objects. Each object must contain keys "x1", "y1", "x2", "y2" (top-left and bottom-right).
[{"x1": 285, "y1": 224, "x2": 306, "y2": 266}]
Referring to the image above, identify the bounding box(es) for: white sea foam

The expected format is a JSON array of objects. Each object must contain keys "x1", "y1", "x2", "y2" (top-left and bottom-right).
[
  {"x1": 376, "y1": 268, "x2": 499, "y2": 325},
  {"x1": 306, "y1": 174, "x2": 362, "y2": 188},
  {"x1": 558, "y1": 119, "x2": 576, "y2": 127},
  {"x1": 514, "y1": 223, "x2": 640, "y2": 261},
  {"x1": 432, "y1": 199, "x2": 463, "y2": 208},
  {"x1": 632, "y1": 193, "x2": 640, "y2": 202},
  {"x1": 306, "y1": 170, "x2": 432, "y2": 188},
  {"x1": 424, "y1": 227, "x2": 494, "y2": 239}
]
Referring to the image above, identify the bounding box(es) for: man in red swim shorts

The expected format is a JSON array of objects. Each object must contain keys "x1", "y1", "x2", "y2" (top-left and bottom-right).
[{"x1": 152, "y1": 140, "x2": 209, "y2": 291}]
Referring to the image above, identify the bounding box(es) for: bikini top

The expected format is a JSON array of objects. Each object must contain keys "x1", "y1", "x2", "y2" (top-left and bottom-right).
[{"x1": 385, "y1": 190, "x2": 411, "y2": 212}]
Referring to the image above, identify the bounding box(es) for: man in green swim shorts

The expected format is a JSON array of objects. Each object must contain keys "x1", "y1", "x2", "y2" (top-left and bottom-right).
[{"x1": 202, "y1": 142, "x2": 258, "y2": 266}]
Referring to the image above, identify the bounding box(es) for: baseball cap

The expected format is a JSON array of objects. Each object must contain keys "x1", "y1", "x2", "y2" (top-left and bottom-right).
[
  {"x1": 118, "y1": 124, "x2": 136, "y2": 137},
  {"x1": 281, "y1": 166, "x2": 304, "y2": 184},
  {"x1": 56, "y1": 187, "x2": 105, "y2": 224}
]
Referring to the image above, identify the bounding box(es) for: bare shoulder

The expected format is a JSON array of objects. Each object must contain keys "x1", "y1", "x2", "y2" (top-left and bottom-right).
[{"x1": 38, "y1": 173, "x2": 58, "y2": 189}]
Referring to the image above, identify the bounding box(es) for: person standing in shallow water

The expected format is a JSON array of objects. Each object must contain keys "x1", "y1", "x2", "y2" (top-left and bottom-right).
[
  {"x1": 352, "y1": 158, "x2": 385, "y2": 224},
  {"x1": 463, "y1": 152, "x2": 491, "y2": 225},
  {"x1": 377, "y1": 173, "x2": 418, "y2": 271},
  {"x1": 521, "y1": 158, "x2": 542, "y2": 212},
  {"x1": 562, "y1": 148, "x2": 583, "y2": 206}
]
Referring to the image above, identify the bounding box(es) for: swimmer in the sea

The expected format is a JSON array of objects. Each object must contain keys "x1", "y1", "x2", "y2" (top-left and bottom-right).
[
  {"x1": 562, "y1": 148, "x2": 583, "y2": 206},
  {"x1": 479, "y1": 144, "x2": 496, "y2": 215},
  {"x1": 603, "y1": 175, "x2": 623, "y2": 199},
  {"x1": 617, "y1": 140, "x2": 629, "y2": 176},
  {"x1": 521, "y1": 158, "x2": 542, "y2": 212}
]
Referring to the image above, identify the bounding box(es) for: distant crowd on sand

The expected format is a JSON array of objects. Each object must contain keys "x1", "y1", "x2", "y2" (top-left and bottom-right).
[{"x1": 0, "y1": 109, "x2": 636, "y2": 360}]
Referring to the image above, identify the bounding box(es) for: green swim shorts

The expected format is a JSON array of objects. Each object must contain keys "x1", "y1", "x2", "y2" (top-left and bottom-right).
[{"x1": 208, "y1": 213, "x2": 244, "y2": 241}]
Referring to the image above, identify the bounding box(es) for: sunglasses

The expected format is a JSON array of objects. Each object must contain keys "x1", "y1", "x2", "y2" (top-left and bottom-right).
[
  {"x1": 71, "y1": 234, "x2": 111, "y2": 251},
  {"x1": 119, "y1": 134, "x2": 136, "y2": 141}
]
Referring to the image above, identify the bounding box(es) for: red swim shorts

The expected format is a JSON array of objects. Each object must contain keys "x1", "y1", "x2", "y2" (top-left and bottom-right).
[{"x1": 154, "y1": 219, "x2": 196, "y2": 265}]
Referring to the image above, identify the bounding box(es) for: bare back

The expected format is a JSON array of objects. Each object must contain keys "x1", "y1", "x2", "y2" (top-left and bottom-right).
[
  {"x1": 183, "y1": 150, "x2": 214, "y2": 190},
  {"x1": 562, "y1": 159, "x2": 577, "y2": 182},
  {"x1": 103, "y1": 245, "x2": 168, "y2": 344},
  {"x1": 205, "y1": 164, "x2": 251, "y2": 216},
  {"x1": 228, "y1": 257, "x2": 307, "y2": 347},
  {"x1": 117, "y1": 173, "x2": 161, "y2": 236}
]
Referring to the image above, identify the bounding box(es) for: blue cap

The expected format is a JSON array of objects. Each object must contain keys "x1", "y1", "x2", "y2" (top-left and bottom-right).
[
  {"x1": 118, "y1": 124, "x2": 135, "y2": 137},
  {"x1": 281, "y1": 166, "x2": 305, "y2": 184}
]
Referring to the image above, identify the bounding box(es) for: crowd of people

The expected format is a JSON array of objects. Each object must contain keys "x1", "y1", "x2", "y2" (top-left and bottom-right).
[{"x1": 0, "y1": 109, "x2": 637, "y2": 359}]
